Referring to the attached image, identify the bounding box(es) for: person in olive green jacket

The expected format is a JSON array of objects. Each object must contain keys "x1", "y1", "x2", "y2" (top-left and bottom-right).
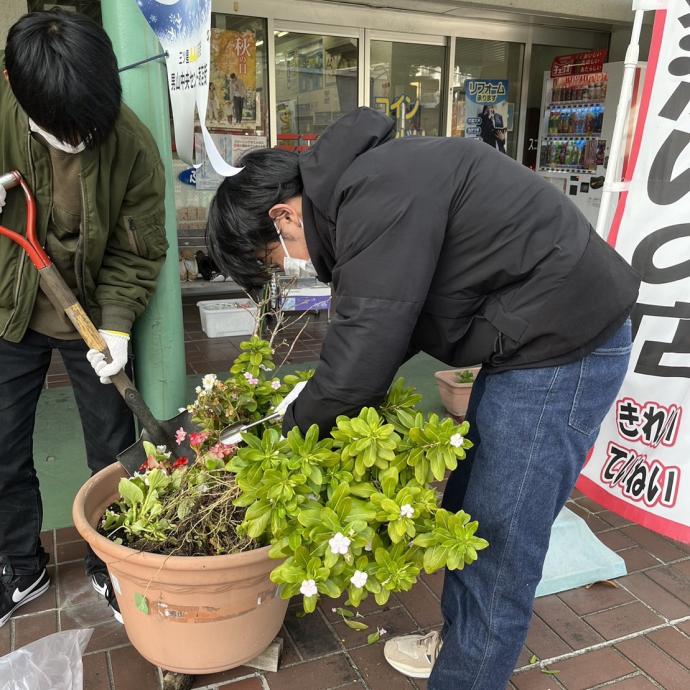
[{"x1": 0, "y1": 9, "x2": 168, "y2": 627}]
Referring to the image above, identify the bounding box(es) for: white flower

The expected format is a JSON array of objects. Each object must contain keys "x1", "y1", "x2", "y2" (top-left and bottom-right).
[
  {"x1": 271, "y1": 380, "x2": 281, "y2": 390},
  {"x1": 195, "y1": 386, "x2": 202, "y2": 394},
  {"x1": 243, "y1": 372, "x2": 253, "y2": 380},
  {"x1": 400, "y1": 504, "x2": 415, "y2": 519},
  {"x1": 202, "y1": 373, "x2": 218, "y2": 391},
  {"x1": 329, "y1": 532, "x2": 351, "y2": 555},
  {"x1": 450, "y1": 433, "x2": 465, "y2": 448},
  {"x1": 378, "y1": 627, "x2": 388, "y2": 636},
  {"x1": 364, "y1": 542, "x2": 373, "y2": 552},
  {"x1": 350, "y1": 570, "x2": 368, "y2": 588},
  {"x1": 300, "y1": 579, "x2": 318, "y2": 597},
  {"x1": 156, "y1": 445, "x2": 172, "y2": 459}
]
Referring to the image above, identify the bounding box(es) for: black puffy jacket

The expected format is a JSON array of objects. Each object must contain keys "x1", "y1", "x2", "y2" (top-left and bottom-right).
[{"x1": 283, "y1": 108, "x2": 640, "y2": 436}]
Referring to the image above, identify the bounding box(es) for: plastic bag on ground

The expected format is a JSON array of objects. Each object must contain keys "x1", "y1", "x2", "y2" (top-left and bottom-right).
[{"x1": 0, "y1": 629, "x2": 93, "y2": 690}]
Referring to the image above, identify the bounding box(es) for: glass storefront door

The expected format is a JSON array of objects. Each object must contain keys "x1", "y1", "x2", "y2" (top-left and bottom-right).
[
  {"x1": 274, "y1": 31, "x2": 359, "y2": 149},
  {"x1": 451, "y1": 38, "x2": 524, "y2": 159},
  {"x1": 370, "y1": 38, "x2": 446, "y2": 137}
]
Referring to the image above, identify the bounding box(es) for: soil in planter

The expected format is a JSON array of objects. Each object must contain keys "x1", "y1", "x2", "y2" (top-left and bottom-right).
[{"x1": 98, "y1": 471, "x2": 259, "y2": 557}]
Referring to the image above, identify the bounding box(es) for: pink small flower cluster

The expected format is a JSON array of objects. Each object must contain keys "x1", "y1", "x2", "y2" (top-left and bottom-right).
[
  {"x1": 189, "y1": 431, "x2": 209, "y2": 448},
  {"x1": 243, "y1": 372, "x2": 259, "y2": 386},
  {"x1": 207, "y1": 442, "x2": 235, "y2": 460}
]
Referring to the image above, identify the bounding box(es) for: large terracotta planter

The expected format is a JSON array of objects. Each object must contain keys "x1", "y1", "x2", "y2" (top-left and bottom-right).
[
  {"x1": 434, "y1": 367, "x2": 481, "y2": 418},
  {"x1": 73, "y1": 463, "x2": 288, "y2": 674}
]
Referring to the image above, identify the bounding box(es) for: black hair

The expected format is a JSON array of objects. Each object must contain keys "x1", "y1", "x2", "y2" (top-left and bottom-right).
[
  {"x1": 5, "y1": 9, "x2": 122, "y2": 147},
  {"x1": 206, "y1": 148, "x2": 303, "y2": 292}
]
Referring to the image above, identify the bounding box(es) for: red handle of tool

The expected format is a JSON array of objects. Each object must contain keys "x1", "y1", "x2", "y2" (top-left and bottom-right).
[{"x1": 0, "y1": 170, "x2": 52, "y2": 269}]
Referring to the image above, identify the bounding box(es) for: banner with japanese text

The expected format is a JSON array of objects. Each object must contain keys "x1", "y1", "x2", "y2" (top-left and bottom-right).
[
  {"x1": 577, "y1": 1, "x2": 690, "y2": 542},
  {"x1": 137, "y1": 0, "x2": 240, "y2": 175}
]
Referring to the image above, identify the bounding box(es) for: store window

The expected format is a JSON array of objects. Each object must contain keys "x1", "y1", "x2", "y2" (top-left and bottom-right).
[
  {"x1": 274, "y1": 32, "x2": 359, "y2": 150},
  {"x1": 370, "y1": 40, "x2": 446, "y2": 137},
  {"x1": 451, "y1": 38, "x2": 524, "y2": 159}
]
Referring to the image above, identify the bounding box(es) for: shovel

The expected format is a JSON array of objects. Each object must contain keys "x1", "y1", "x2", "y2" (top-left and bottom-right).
[{"x1": 0, "y1": 170, "x2": 199, "y2": 475}]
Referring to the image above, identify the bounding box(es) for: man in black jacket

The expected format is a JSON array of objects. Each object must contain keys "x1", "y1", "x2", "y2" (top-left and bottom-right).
[{"x1": 207, "y1": 107, "x2": 639, "y2": 689}]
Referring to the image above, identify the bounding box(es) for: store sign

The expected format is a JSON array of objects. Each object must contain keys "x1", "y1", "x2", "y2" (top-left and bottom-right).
[
  {"x1": 464, "y1": 79, "x2": 510, "y2": 144},
  {"x1": 577, "y1": 1, "x2": 690, "y2": 542},
  {"x1": 550, "y1": 49, "x2": 608, "y2": 78},
  {"x1": 136, "y1": 0, "x2": 241, "y2": 175}
]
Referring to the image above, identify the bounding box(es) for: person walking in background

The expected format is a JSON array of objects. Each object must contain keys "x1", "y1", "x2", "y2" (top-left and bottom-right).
[
  {"x1": 228, "y1": 72, "x2": 247, "y2": 126},
  {"x1": 0, "y1": 9, "x2": 167, "y2": 627}
]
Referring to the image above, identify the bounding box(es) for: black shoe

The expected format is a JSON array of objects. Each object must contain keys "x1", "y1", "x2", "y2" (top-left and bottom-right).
[
  {"x1": 0, "y1": 561, "x2": 50, "y2": 627},
  {"x1": 91, "y1": 570, "x2": 123, "y2": 624}
]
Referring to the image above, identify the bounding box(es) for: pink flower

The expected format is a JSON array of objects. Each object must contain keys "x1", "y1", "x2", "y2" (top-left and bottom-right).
[
  {"x1": 271, "y1": 380, "x2": 281, "y2": 390},
  {"x1": 189, "y1": 431, "x2": 209, "y2": 448},
  {"x1": 175, "y1": 427, "x2": 187, "y2": 446},
  {"x1": 248, "y1": 376, "x2": 259, "y2": 386},
  {"x1": 243, "y1": 372, "x2": 253, "y2": 380},
  {"x1": 208, "y1": 443, "x2": 234, "y2": 460}
]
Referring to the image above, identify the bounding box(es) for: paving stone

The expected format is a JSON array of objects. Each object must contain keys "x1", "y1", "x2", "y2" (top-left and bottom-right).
[
  {"x1": 550, "y1": 647, "x2": 634, "y2": 690},
  {"x1": 596, "y1": 529, "x2": 637, "y2": 552},
  {"x1": 264, "y1": 653, "x2": 358, "y2": 690},
  {"x1": 55, "y1": 526, "x2": 80, "y2": 543},
  {"x1": 603, "y1": 675, "x2": 661, "y2": 689},
  {"x1": 532, "y1": 596, "x2": 603, "y2": 649},
  {"x1": 598, "y1": 511, "x2": 634, "y2": 529},
  {"x1": 647, "y1": 626, "x2": 690, "y2": 669},
  {"x1": 621, "y1": 526, "x2": 687, "y2": 563},
  {"x1": 646, "y1": 563, "x2": 690, "y2": 607},
  {"x1": 511, "y1": 667, "x2": 566, "y2": 690},
  {"x1": 13, "y1": 610, "x2": 58, "y2": 649},
  {"x1": 616, "y1": 635, "x2": 690, "y2": 689},
  {"x1": 191, "y1": 666, "x2": 256, "y2": 687},
  {"x1": 396, "y1": 582, "x2": 444, "y2": 629},
  {"x1": 420, "y1": 570, "x2": 444, "y2": 599},
  {"x1": 61, "y1": 607, "x2": 129, "y2": 654},
  {"x1": 620, "y1": 547, "x2": 663, "y2": 574},
  {"x1": 0, "y1": 621, "x2": 10, "y2": 656},
  {"x1": 349, "y1": 642, "x2": 415, "y2": 690},
  {"x1": 56, "y1": 559, "x2": 102, "y2": 609},
  {"x1": 618, "y1": 572, "x2": 690, "y2": 619},
  {"x1": 557, "y1": 582, "x2": 634, "y2": 617},
  {"x1": 40, "y1": 530, "x2": 56, "y2": 566},
  {"x1": 56, "y1": 539, "x2": 87, "y2": 564},
  {"x1": 83, "y1": 652, "x2": 111, "y2": 690},
  {"x1": 110, "y1": 645, "x2": 160, "y2": 690},
  {"x1": 525, "y1": 615, "x2": 571, "y2": 660},
  {"x1": 320, "y1": 592, "x2": 396, "y2": 623},
  {"x1": 218, "y1": 679, "x2": 264, "y2": 690},
  {"x1": 585, "y1": 601, "x2": 664, "y2": 639},
  {"x1": 333, "y1": 606, "x2": 417, "y2": 649},
  {"x1": 278, "y1": 629, "x2": 302, "y2": 667},
  {"x1": 282, "y1": 608, "x2": 340, "y2": 659}
]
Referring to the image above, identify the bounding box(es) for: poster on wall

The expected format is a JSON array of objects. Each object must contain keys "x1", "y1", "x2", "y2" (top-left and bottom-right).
[
  {"x1": 195, "y1": 133, "x2": 267, "y2": 190},
  {"x1": 550, "y1": 49, "x2": 608, "y2": 78},
  {"x1": 577, "y1": 1, "x2": 690, "y2": 543},
  {"x1": 464, "y1": 79, "x2": 510, "y2": 152},
  {"x1": 136, "y1": 0, "x2": 241, "y2": 176},
  {"x1": 208, "y1": 29, "x2": 257, "y2": 129},
  {"x1": 277, "y1": 100, "x2": 297, "y2": 134}
]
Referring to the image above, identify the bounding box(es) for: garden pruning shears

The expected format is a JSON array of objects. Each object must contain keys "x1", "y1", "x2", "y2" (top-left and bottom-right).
[{"x1": 0, "y1": 170, "x2": 199, "y2": 474}]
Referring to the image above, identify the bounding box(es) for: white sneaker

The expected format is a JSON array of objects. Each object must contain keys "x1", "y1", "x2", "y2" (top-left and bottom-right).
[{"x1": 384, "y1": 630, "x2": 442, "y2": 679}]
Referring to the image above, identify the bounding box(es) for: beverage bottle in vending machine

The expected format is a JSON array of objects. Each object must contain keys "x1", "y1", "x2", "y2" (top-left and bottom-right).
[{"x1": 594, "y1": 105, "x2": 604, "y2": 132}]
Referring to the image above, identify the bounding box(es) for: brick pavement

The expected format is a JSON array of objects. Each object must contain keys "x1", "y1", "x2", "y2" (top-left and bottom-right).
[{"x1": 4, "y1": 492, "x2": 690, "y2": 690}]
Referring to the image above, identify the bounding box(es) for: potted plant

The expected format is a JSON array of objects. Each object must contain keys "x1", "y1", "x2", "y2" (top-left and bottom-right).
[
  {"x1": 434, "y1": 366, "x2": 481, "y2": 418},
  {"x1": 73, "y1": 338, "x2": 488, "y2": 675}
]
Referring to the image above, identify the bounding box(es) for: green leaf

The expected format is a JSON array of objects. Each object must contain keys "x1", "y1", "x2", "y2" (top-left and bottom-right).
[
  {"x1": 336, "y1": 607, "x2": 354, "y2": 618},
  {"x1": 529, "y1": 655, "x2": 539, "y2": 665},
  {"x1": 344, "y1": 619, "x2": 369, "y2": 631},
  {"x1": 142, "y1": 441, "x2": 158, "y2": 458},
  {"x1": 118, "y1": 478, "x2": 144, "y2": 506},
  {"x1": 367, "y1": 631, "x2": 381, "y2": 645},
  {"x1": 134, "y1": 592, "x2": 149, "y2": 615},
  {"x1": 541, "y1": 669, "x2": 560, "y2": 676}
]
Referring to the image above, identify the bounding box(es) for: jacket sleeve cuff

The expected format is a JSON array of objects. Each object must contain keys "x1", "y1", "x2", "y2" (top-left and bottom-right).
[{"x1": 99, "y1": 303, "x2": 136, "y2": 334}]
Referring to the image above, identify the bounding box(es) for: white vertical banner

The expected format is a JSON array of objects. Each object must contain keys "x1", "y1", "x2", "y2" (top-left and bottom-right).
[
  {"x1": 136, "y1": 0, "x2": 241, "y2": 176},
  {"x1": 578, "y1": 0, "x2": 690, "y2": 542}
]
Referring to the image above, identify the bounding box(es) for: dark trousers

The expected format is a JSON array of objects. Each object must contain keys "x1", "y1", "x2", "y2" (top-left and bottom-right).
[
  {"x1": 0, "y1": 330, "x2": 135, "y2": 575},
  {"x1": 233, "y1": 96, "x2": 244, "y2": 123}
]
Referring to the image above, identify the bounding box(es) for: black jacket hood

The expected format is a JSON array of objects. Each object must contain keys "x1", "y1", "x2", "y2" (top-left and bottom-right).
[{"x1": 298, "y1": 108, "x2": 394, "y2": 282}]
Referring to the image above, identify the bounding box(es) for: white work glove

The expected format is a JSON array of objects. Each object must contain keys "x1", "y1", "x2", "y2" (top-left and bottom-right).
[
  {"x1": 86, "y1": 330, "x2": 130, "y2": 384},
  {"x1": 275, "y1": 380, "x2": 308, "y2": 417},
  {"x1": 0, "y1": 185, "x2": 6, "y2": 214}
]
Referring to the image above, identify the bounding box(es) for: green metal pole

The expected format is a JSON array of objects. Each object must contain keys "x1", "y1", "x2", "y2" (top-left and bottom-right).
[{"x1": 101, "y1": 0, "x2": 186, "y2": 419}]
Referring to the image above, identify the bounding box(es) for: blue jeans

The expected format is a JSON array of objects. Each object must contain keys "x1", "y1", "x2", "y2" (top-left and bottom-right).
[{"x1": 429, "y1": 320, "x2": 632, "y2": 690}]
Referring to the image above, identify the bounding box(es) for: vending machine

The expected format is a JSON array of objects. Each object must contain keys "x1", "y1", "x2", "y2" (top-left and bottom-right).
[{"x1": 537, "y1": 53, "x2": 645, "y2": 227}]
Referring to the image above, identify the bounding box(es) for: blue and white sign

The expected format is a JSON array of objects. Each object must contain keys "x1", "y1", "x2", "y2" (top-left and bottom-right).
[
  {"x1": 137, "y1": 0, "x2": 241, "y2": 176},
  {"x1": 464, "y1": 79, "x2": 510, "y2": 146}
]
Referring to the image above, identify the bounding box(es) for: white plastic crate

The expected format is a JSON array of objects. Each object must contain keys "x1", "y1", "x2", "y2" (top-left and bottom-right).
[{"x1": 196, "y1": 299, "x2": 258, "y2": 338}]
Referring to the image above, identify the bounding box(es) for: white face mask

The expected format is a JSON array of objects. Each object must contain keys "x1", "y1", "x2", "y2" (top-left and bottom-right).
[
  {"x1": 28, "y1": 119, "x2": 86, "y2": 154},
  {"x1": 274, "y1": 220, "x2": 317, "y2": 278}
]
